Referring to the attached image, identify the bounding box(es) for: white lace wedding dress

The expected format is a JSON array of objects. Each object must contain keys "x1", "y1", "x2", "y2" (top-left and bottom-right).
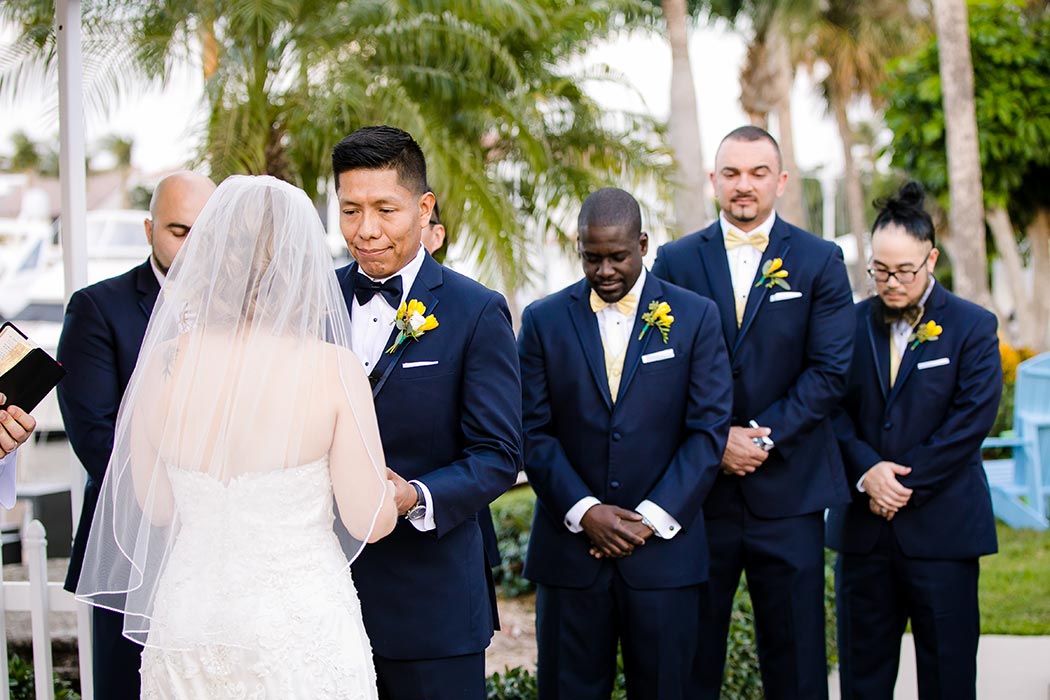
[{"x1": 140, "y1": 457, "x2": 379, "y2": 700}]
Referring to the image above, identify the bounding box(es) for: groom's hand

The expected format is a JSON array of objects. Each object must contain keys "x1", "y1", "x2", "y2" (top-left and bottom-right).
[
  {"x1": 580, "y1": 505, "x2": 647, "y2": 559},
  {"x1": 385, "y1": 468, "x2": 418, "y2": 515}
]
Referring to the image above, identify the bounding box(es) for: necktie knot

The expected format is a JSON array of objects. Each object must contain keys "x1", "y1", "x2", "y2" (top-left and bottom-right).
[
  {"x1": 353, "y1": 272, "x2": 403, "y2": 308},
  {"x1": 724, "y1": 226, "x2": 769, "y2": 252},
  {"x1": 589, "y1": 290, "x2": 638, "y2": 316}
]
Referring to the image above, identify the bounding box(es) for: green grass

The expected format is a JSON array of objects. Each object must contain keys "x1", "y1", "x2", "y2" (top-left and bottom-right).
[
  {"x1": 494, "y1": 483, "x2": 536, "y2": 509},
  {"x1": 980, "y1": 522, "x2": 1050, "y2": 634}
]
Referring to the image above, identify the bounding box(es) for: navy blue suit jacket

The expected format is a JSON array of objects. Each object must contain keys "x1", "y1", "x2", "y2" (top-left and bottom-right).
[
  {"x1": 652, "y1": 218, "x2": 854, "y2": 518},
  {"x1": 337, "y1": 254, "x2": 521, "y2": 660},
  {"x1": 826, "y1": 284, "x2": 1000, "y2": 559},
  {"x1": 56, "y1": 260, "x2": 159, "y2": 592},
  {"x1": 520, "y1": 275, "x2": 732, "y2": 589}
]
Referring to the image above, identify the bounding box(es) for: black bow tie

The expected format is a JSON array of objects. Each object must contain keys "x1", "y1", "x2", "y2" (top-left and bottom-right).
[
  {"x1": 353, "y1": 272, "x2": 403, "y2": 308},
  {"x1": 882, "y1": 304, "x2": 924, "y2": 327}
]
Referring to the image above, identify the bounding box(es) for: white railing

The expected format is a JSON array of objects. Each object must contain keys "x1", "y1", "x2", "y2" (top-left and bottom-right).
[{"x1": 0, "y1": 520, "x2": 94, "y2": 700}]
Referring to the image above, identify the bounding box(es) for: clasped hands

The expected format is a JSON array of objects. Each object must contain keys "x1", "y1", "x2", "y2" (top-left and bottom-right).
[
  {"x1": 860, "y1": 461, "x2": 913, "y2": 521},
  {"x1": 581, "y1": 504, "x2": 654, "y2": 559},
  {"x1": 0, "y1": 393, "x2": 36, "y2": 457}
]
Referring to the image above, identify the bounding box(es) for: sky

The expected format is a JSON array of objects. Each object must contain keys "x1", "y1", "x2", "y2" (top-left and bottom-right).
[{"x1": 0, "y1": 21, "x2": 844, "y2": 179}]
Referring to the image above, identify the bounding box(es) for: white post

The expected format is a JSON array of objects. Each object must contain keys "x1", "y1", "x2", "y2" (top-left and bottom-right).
[
  {"x1": 24, "y1": 521, "x2": 55, "y2": 700},
  {"x1": 55, "y1": 9, "x2": 94, "y2": 697},
  {"x1": 0, "y1": 533, "x2": 11, "y2": 700}
]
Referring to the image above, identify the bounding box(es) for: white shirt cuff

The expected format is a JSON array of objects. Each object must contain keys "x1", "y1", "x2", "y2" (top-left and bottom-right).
[
  {"x1": 407, "y1": 479, "x2": 437, "y2": 532},
  {"x1": 564, "y1": 496, "x2": 601, "y2": 533},
  {"x1": 636, "y1": 500, "x2": 682, "y2": 539},
  {"x1": 856, "y1": 474, "x2": 867, "y2": 493},
  {"x1": 0, "y1": 451, "x2": 17, "y2": 509}
]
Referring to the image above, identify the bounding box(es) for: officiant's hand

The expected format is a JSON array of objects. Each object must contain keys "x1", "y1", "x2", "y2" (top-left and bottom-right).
[
  {"x1": 589, "y1": 517, "x2": 654, "y2": 558},
  {"x1": 385, "y1": 468, "x2": 418, "y2": 515},
  {"x1": 580, "y1": 505, "x2": 647, "y2": 558},
  {"x1": 0, "y1": 394, "x2": 35, "y2": 456},
  {"x1": 721, "y1": 426, "x2": 771, "y2": 476}
]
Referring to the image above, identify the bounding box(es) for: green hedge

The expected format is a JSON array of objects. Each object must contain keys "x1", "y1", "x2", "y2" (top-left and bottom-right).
[
  {"x1": 7, "y1": 655, "x2": 79, "y2": 700},
  {"x1": 487, "y1": 486, "x2": 838, "y2": 699}
]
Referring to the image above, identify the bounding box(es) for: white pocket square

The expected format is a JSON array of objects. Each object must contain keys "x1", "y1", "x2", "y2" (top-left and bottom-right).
[
  {"x1": 769, "y1": 291, "x2": 803, "y2": 303},
  {"x1": 917, "y1": 357, "x2": 950, "y2": 370},
  {"x1": 402, "y1": 360, "x2": 439, "y2": 369},
  {"x1": 641, "y1": 348, "x2": 675, "y2": 364}
]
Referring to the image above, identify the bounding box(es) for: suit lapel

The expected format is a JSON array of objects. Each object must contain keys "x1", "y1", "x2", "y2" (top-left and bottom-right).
[
  {"x1": 734, "y1": 219, "x2": 792, "y2": 355},
  {"x1": 887, "y1": 283, "x2": 947, "y2": 405},
  {"x1": 135, "y1": 259, "x2": 160, "y2": 319},
  {"x1": 866, "y1": 305, "x2": 890, "y2": 401},
  {"x1": 696, "y1": 226, "x2": 738, "y2": 349},
  {"x1": 370, "y1": 256, "x2": 442, "y2": 398},
  {"x1": 615, "y1": 274, "x2": 662, "y2": 406},
  {"x1": 568, "y1": 281, "x2": 614, "y2": 411}
]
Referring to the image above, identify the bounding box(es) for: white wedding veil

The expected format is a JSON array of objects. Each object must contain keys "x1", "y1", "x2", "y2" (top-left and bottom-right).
[{"x1": 75, "y1": 175, "x2": 389, "y2": 647}]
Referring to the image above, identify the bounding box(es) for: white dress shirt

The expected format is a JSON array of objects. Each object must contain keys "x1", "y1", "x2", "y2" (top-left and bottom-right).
[
  {"x1": 563, "y1": 270, "x2": 682, "y2": 540},
  {"x1": 349, "y1": 245, "x2": 435, "y2": 531},
  {"x1": 0, "y1": 451, "x2": 16, "y2": 509},
  {"x1": 858, "y1": 278, "x2": 936, "y2": 492},
  {"x1": 722, "y1": 210, "x2": 778, "y2": 317}
]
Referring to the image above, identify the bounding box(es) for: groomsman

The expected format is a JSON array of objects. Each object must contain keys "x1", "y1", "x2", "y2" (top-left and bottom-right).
[
  {"x1": 652, "y1": 126, "x2": 855, "y2": 699},
  {"x1": 57, "y1": 171, "x2": 216, "y2": 698},
  {"x1": 828, "y1": 182, "x2": 1000, "y2": 700},
  {"x1": 333, "y1": 126, "x2": 521, "y2": 700},
  {"x1": 520, "y1": 187, "x2": 733, "y2": 700}
]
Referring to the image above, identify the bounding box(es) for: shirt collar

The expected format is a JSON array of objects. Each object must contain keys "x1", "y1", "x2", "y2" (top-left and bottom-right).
[
  {"x1": 918, "y1": 276, "x2": 936, "y2": 307},
  {"x1": 628, "y1": 267, "x2": 647, "y2": 300},
  {"x1": 149, "y1": 255, "x2": 165, "y2": 287},
  {"x1": 719, "y1": 210, "x2": 777, "y2": 241}
]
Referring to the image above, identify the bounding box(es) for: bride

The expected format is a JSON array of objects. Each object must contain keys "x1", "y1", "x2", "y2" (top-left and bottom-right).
[{"x1": 76, "y1": 175, "x2": 398, "y2": 699}]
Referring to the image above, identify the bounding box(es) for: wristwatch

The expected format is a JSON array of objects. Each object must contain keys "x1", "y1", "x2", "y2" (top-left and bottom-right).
[{"x1": 404, "y1": 482, "x2": 427, "y2": 521}]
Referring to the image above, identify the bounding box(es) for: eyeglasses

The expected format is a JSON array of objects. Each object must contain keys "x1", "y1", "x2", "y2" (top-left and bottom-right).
[{"x1": 867, "y1": 251, "x2": 931, "y2": 284}]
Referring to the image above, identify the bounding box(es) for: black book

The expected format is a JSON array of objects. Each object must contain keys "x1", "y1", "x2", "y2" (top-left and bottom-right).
[{"x1": 0, "y1": 321, "x2": 66, "y2": 412}]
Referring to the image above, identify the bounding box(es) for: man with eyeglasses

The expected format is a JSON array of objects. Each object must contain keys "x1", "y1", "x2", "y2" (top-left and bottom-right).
[{"x1": 827, "y1": 182, "x2": 1001, "y2": 700}]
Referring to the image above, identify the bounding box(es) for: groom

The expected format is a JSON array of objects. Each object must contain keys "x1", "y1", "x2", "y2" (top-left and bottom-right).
[{"x1": 333, "y1": 125, "x2": 522, "y2": 700}]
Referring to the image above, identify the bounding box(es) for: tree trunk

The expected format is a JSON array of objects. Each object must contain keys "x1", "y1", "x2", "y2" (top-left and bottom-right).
[
  {"x1": 663, "y1": 0, "x2": 711, "y2": 236},
  {"x1": 931, "y1": 0, "x2": 991, "y2": 308},
  {"x1": 986, "y1": 206, "x2": 1033, "y2": 346},
  {"x1": 1026, "y1": 208, "x2": 1050, "y2": 351},
  {"x1": 832, "y1": 93, "x2": 868, "y2": 291},
  {"x1": 769, "y1": 25, "x2": 807, "y2": 229},
  {"x1": 200, "y1": 20, "x2": 219, "y2": 82}
]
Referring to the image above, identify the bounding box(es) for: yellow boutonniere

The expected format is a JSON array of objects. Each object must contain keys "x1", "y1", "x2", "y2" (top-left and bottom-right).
[
  {"x1": 639, "y1": 300, "x2": 674, "y2": 344},
  {"x1": 908, "y1": 320, "x2": 942, "y2": 350},
  {"x1": 755, "y1": 257, "x2": 791, "y2": 290},
  {"x1": 386, "y1": 299, "x2": 439, "y2": 354}
]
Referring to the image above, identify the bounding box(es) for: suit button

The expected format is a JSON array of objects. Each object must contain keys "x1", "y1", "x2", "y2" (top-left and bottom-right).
[
  {"x1": 612, "y1": 432, "x2": 622, "y2": 442},
  {"x1": 732, "y1": 368, "x2": 741, "y2": 378},
  {"x1": 883, "y1": 422, "x2": 892, "y2": 430},
  {"x1": 610, "y1": 480, "x2": 621, "y2": 489}
]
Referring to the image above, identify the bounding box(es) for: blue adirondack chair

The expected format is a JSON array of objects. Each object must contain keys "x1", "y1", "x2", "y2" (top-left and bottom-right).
[{"x1": 982, "y1": 351, "x2": 1050, "y2": 530}]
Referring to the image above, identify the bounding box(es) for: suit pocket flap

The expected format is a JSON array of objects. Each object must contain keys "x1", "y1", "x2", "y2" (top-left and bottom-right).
[
  {"x1": 917, "y1": 357, "x2": 950, "y2": 370},
  {"x1": 641, "y1": 348, "x2": 675, "y2": 364},
  {"x1": 769, "y1": 291, "x2": 803, "y2": 303}
]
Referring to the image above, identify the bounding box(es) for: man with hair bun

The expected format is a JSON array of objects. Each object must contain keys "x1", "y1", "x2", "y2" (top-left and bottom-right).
[{"x1": 828, "y1": 181, "x2": 1001, "y2": 700}]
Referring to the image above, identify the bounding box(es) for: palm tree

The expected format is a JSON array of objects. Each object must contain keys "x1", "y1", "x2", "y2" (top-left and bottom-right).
[
  {"x1": 658, "y1": 0, "x2": 713, "y2": 235},
  {"x1": 8, "y1": 130, "x2": 43, "y2": 186},
  {"x1": 100, "y1": 134, "x2": 133, "y2": 208},
  {"x1": 1, "y1": 0, "x2": 672, "y2": 293},
  {"x1": 730, "y1": 0, "x2": 817, "y2": 228},
  {"x1": 930, "y1": 0, "x2": 991, "y2": 308},
  {"x1": 802, "y1": 0, "x2": 922, "y2": 289}
]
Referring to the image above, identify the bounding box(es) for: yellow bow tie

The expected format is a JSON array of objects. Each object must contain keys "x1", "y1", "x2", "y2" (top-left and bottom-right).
[
  {"x1": 724, "y1": 227, "x2": 769, "y2": 252},
  {"x1": 590, "y1": 290, "x2": 638, "y2": 316}
]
